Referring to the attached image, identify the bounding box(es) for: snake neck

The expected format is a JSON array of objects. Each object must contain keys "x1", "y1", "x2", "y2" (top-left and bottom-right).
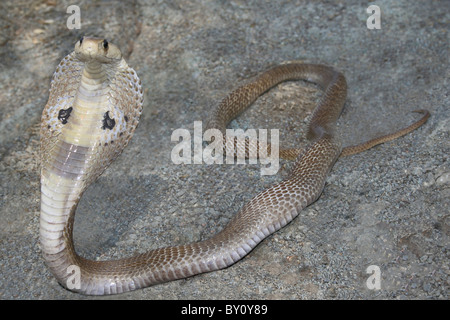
[
  {"x1": 39, "y1": 60, "x2": 122, "y2": 286},
  {"x1": 60, "y1": 62, "x2": 113, "y2": 147}
]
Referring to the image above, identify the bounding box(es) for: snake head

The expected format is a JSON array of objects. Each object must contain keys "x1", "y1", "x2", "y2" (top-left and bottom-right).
[{"x1": 75, "y1": 36, "x2": 122, "y2": 63}]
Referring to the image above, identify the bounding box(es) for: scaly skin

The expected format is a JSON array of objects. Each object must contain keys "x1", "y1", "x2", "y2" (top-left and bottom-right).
[{"x1": 40, "y1": 37, "x2": 429, "y2": 295}]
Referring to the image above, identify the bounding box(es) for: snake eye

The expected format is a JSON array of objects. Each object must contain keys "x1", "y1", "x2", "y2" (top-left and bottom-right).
[
  {"x1": 79, "y1": 36, "x2": 84, "y2": 45},
  {"x1": 102, "y1": 39, "x2": 108, "y2": 50}
]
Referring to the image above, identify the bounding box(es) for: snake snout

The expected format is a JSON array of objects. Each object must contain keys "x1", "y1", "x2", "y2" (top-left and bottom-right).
[{"x1": 75, "y1": 36, "x2": 121, "y2": 62}]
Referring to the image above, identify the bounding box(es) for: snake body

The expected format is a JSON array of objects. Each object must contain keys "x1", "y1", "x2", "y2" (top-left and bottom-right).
[{"x1": 40, "y1": 37, "x2": 429, "y2": 295}]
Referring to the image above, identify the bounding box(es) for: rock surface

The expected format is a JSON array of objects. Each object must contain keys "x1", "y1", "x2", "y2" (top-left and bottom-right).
[{"x1": 0, "y1": 0, "x2": 448, "y2": 299}]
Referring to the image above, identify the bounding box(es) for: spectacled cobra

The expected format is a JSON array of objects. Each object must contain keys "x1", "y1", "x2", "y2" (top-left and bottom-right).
[{"x1": 39, "y1": 37, "x2": 430, "y2": 295}]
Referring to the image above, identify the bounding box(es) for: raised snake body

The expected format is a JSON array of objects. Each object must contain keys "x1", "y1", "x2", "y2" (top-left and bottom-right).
[{"x1": 40, "y1": 37, "x2": 429, "y2": 295}]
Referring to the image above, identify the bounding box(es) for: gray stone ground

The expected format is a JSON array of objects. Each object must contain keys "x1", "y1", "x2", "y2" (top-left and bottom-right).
[{"x1": 0, "y1": 0, "x2": 448, "y2": 300}]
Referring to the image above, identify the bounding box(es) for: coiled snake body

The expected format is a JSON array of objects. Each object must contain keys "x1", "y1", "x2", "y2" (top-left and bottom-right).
[{"x1": 40, "y1": 37, "x2": 429, "y2": 295}]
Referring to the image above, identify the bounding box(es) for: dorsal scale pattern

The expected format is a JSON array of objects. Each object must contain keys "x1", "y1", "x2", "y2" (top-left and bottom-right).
[{"x1": 39, "y1": 37, "x2": 429, "y2": 295}]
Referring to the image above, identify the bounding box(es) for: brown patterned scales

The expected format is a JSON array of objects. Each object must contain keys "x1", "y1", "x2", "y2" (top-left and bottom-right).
[{"x1": 39, "y1": 37, "x2": 429, "y2": 295}]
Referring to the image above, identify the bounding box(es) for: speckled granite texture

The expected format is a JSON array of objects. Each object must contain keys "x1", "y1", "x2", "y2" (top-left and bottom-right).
[{"x1": 0, "y1": 0, "x2": 448, "y2": 299}]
